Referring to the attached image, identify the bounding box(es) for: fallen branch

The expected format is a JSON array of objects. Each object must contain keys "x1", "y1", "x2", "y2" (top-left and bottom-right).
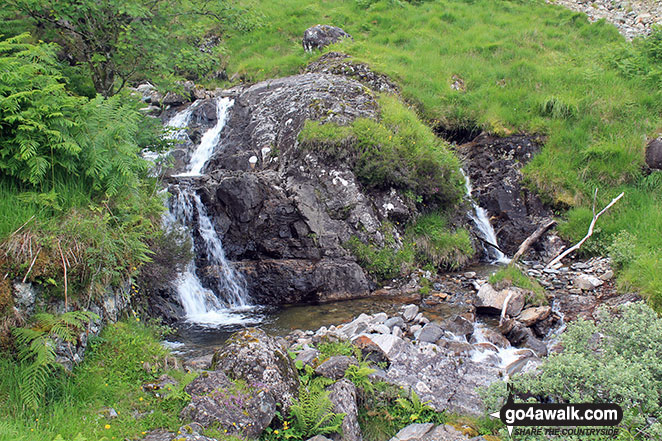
[
  {"x1": 545, "y1": 190, "x2": 624, "y2": 269},
  {"x1": 510, "y1": 220, "x2": 557, "y2": 264},
  {"x1": 22, "y1": 247, "x2": 42, "y2": 283}
]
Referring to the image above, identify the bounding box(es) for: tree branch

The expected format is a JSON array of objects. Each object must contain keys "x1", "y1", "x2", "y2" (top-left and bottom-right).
[{"x1": 545, "y1": 191, "x2": 624, "y2": 269}]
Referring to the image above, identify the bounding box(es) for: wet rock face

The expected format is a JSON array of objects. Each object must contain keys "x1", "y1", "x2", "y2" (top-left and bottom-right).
[
  {"x1": 185, "y1": 70, "x2": 415, "y2": 304},
  {"x1": 303, "y1": 25, "x2": 352, "y2": 52},
  {"x1": 460, "y1": 133, "x2": 553, "y2": 257}
]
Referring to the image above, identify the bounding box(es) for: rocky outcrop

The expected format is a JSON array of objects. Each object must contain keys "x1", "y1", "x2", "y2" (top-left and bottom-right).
[
  {"x1": 460, "y1": 134, "x2": 553, "y2": 258},
  {"x1": 645, "y1": 137, "x2": 662, "y2": 170},
  {"x1": 181, "y1": 370, "x2": 276, "y2": 437},
  {"x1": 162, "y1": 67, "x2": 428, "y2": 305},
  {"x1": 303, "y1": 25, "x2": 352, "y2": 52},
  {"x1": 210, "y1": 328, "x2": 299, "y2": 409},
  {"x1": 290, "y1": 305, "x2": 535, "y2": 416},
  {"x1": 306, "y1": 52, "x2": 399, "y2": 94}
]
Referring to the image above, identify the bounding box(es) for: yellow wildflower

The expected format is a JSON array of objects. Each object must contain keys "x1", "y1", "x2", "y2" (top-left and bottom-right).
[{"x1": 105, "y1": 424, "x2": 111, "y2": 429}]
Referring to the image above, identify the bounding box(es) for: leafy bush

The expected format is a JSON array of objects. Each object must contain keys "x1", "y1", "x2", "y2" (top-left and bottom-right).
[
  {"x1": 0, "y1": 35, "x2": 153, "y2": 196},
  {"x1": 608, "y1": 230, "x2": 637, "y2": 270},
  {"x1": 289, "y1": 377, "x2": 345, "y2": 439},
  {"x1": 484, "y1": 302, "x2": 662, "y2": 440},
  {"x1": 344, "y1": 236, "x2": 414, "y2": 282}
]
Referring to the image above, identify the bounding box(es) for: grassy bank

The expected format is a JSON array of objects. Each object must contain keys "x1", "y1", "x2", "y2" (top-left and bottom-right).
[
  {"x1": 222, "y1": 0, "x2": 662, "y2": 305},
  {"x1": 0, "y1": 320, "x2": 195, "y2": 441}
]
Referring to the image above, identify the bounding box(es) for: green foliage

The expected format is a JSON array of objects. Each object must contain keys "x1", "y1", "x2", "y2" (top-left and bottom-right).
[
  {"x1": 0, "y1": 319, "x2": 194, "y2": 441},
  {"x1": 6, "y1": 0, "x2": 261, "y2": 96},
  {"x1": 358, "y1": 384, "x2": 446, "y2": 441},
  {"x1": 489, "y1": 265, "x2": 547, "y2": 305},
  {"x1": 12, "y1": 311, "x2": 98, "y2": 410},
  {"x1": 300, "y1": 95, "x2": 465, "y2": 207},
  {"x1": 0, "y1": 35, "x2": 155, "y2": 197},
  {"x1": 345, "y1": 363, "x2": 376, "y2": 394},
  {"x1": 289, "y1": 379, "x2": 346, "y2": 439},
  {"x1": 344, "y1": 236, "x2": 414, "y2": 281},
  {"x1": 484, "y1": 302, "x2": 662, "y2": 440},
  {"x1": 317, "y1": 340, "x2": 360, "y2": 359},
  {"x1": 345, "y1": 212, "x2": 474, "y2": 281},
  {"x1": 407, "y1": 213, "x2": 474, "y2": 270},
  {"x1": 608, "y1": 230, "x2": 637, "y2": 270},
  {"x1": 0, "y1": 35, "x2": 84, "y2": 187}
]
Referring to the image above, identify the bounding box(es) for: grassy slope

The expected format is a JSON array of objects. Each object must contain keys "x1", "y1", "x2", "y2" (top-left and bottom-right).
[{"x1": 222, "y1": 0, "x2": 661, "y2": 305}]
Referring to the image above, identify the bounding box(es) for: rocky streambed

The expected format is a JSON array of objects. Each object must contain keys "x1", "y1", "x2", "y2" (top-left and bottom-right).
[{"x1": 139, "y1": 253, "x2": 638, "y2": 441}]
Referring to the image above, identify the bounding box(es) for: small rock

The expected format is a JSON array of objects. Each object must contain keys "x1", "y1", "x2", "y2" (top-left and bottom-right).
[
  {"x1": 600, "y1": 270, "x2": 614, "y2": 281},
  {"x1": 295, "y1": 348, "x2": 320, "y2": 367},
  {"x1": 574, "y1": 274, "x2": 604, "y2": 291},
  {"x1": 315, "y1": 356, "x2": 358, "y2": 380},
  {"x1": 328, "y1": 379, "x2": 362, "y2": 441},
  {"x1": 646, "y1": 137, "x2": 662, "y2": 170},
  {"x1": 389, "y1": 423, "x2": 435, "y2": 441},
  {"x1": 373, "y1": 312, "x2": 388, "y2": 324},
  {"x1": 417, "y1": 323, "x2": 444, "y2": 343},
  {"x1": 402, "y1": 304, "x2": 419, "y2": 322},
  {"x1": 384, "y1": 316, "x2": 405, "y2": 330},
  {"x1": 302, "y1": 25, "x2": 352, "y2": 52},
  {"x1": 517, "y1": 306, "x2": 552, "y2": 326}
]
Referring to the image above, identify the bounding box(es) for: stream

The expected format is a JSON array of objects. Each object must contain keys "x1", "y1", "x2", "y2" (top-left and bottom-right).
[{"x1": 159, "y1": 99, "x2": 531, "y2": 365}]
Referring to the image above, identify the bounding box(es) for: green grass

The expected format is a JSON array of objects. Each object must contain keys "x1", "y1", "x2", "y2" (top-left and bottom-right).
[
  {"x1": 300, "y1": 94, "x2": 465, "y2": 206},
  {"x1": 489, "y1": 266, "x2": 547, "y2": 306},
  {"x1": 0, "y1": 320, "x2": 195, "y2": 441},
  {"x1": 222, "y1": 0, "x2": 662, "y2": 306}
]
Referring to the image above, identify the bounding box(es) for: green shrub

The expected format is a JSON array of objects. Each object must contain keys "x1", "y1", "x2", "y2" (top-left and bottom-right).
[
  {"x1": 0, "y1": 35, "x2": 153, "y2": 197},
  {"x1": 484, "y1": 302, "x2": 662, "y2": 440},
  {"x1": 344, "y1": 236, "x2": 414, "y2": 282},
  {"x1": 300, "y1": 95, "x2": 465, "y2": 208},
  {"x1": 0, "y1": 319, "x2": 192, "y2": 441},
  {"x1": 407, "y1": 213, "x2": 474, "y2": 270},
  {"x1": 608, "y1": 230, "x2": 637, "y2": 269},
  {"x1": 289, "y1": 379, "x2": 346, "y2": 439}
]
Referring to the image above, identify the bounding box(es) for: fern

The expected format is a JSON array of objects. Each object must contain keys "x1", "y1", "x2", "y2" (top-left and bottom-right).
[
  {"x1": 345, "y1": 363, "x2": 376, "y2": 394},
  {"x1": 12, "y1": 310, "x2": 98, "y2": 410},
  {"x1": 290, "y1": 377, "x2": 346, "y2": 438}
]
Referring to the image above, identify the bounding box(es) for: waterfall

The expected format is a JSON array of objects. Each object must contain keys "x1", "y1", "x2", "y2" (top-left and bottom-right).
[
  {"x1": 461, "y1": 169, "x2": 511, "y2": 264},
  {"x1": 176, "y1": 97, "x2": 233, "y2": 177},
  {"x1": 163, "y1": 98, "x2": 257, "y2": 327}
]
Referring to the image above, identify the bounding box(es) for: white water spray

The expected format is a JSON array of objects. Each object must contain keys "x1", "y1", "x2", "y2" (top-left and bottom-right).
[
  {"x1": 176, "y1": 97, "x2": 233, "y2": 177},
  {"x1": 461, "y1": 170, "x2": 510, "y2": 264},
  {"x1": 164, "y1": 99, "x2": 258, "y2": 327}
]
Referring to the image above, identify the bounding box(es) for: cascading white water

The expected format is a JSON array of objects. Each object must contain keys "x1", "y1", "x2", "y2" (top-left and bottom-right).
[
  {"x1": 461, "y1": 169, "x2": 511, "y2": 264},
  {"x1": 176, "y1": 97, "x2": 233, "y2": 177},
  {"x1": 470, "y1": 324, "x2": 535, "y2": 375},
  {"x1": 164, "y1": 99, "x2": 259, "y2": 327}
]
